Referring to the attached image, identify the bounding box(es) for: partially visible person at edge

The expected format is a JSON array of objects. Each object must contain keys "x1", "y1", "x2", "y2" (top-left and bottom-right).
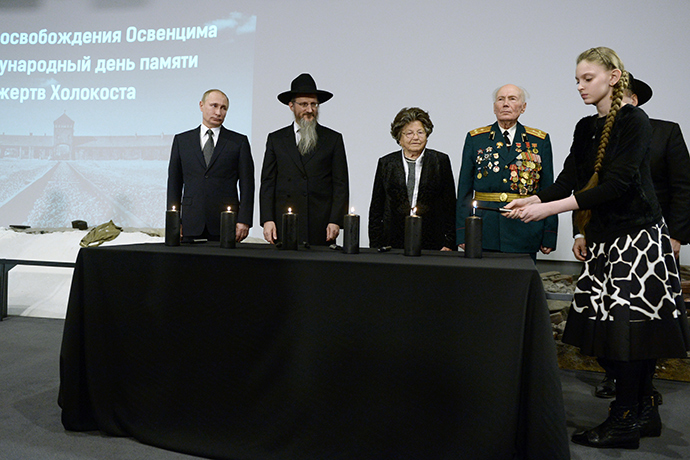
[
  {"x1": 586, "y1": 74, "x2": 690, "y2": 401},
  {"x1": 368, "y1": 107, "x2": 456, "y2": 251},
  {"x1": 504, "y1": 46, "x2": 690, "y2": 450},
  {"x1": 455, "y1": 84, "x2": 557, "y2": 261}
]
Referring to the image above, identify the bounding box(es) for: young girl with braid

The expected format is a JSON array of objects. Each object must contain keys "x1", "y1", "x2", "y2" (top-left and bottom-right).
[{"x1": 505, "y1": 47, "x2": 690, "y2": 449}]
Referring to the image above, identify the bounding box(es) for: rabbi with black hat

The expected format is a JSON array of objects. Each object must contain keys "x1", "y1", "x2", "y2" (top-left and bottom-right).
[{"x1": 259, "y1": 73, "x2": 349, "y2": 246}]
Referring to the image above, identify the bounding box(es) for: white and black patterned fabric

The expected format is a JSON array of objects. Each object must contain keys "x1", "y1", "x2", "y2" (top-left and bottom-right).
[{"x1": 563, "y1": 221, "x2": 690, "y2": 361}]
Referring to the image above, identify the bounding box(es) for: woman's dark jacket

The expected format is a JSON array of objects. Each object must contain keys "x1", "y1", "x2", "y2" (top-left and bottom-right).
[
  {"x1": 368, "y1": 149, "x2": 456, "y2": 250},
  {"x1": 538, "y1": 104, "x2": 662, "y2": 243}
]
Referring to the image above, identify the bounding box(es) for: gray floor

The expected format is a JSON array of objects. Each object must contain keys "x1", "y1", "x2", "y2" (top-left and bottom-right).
[{"x1": 1, "y1": 316, "x2": 688, "y2": 460}]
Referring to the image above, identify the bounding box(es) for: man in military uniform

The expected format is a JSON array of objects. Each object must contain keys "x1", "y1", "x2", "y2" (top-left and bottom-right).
[{"x1": 456, "y1": 84, "x2": 557, "y2": 258}]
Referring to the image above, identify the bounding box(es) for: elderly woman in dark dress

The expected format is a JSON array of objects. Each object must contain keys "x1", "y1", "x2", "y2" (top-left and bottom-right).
[{"x1": 368, "y1": 107, "x2": 456, "y2": 250}]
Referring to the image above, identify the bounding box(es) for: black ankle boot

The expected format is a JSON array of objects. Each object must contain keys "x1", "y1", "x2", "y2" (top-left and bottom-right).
[
  {"x1": 639, "y1": 394, "x2": 662, "y2": 438},
  {"x1": 571, "y1": 402, "x2": 640, "y2": 449}
]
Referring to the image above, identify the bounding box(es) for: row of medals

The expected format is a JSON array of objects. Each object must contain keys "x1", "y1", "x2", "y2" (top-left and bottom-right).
[{"x1": 475, "y1": 142, "x2": 542, "y2": 195}]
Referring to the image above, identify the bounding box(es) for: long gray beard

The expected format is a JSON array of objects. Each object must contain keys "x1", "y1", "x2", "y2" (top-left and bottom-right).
[{"x1": 297, "y1": 118, "x2": 318, "y2": 155}]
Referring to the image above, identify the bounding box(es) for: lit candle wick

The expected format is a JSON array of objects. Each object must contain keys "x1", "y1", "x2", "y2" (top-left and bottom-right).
[{"x1": 288, "y1": 207, "x2": 292, "y2": 214}]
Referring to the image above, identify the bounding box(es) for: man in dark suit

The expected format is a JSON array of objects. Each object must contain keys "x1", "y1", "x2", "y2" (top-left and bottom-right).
[
  {"x1": 456, "y1": 84, "x2": 558, "y2": 259},
  {"x1": 588, "y1": 74, "x2": 690, "y2": 399},
  {"x1": 630, "y1": 76, "x2": 690, "y2": 259},
  {"x1": 167, "y1": 89, "x2": 254, "y2": 241},
  {"x1": 260, "y1": 73, "x2": 349, "y2": 246}
]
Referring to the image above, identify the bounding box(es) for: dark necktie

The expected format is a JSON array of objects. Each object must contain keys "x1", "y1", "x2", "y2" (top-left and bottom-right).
[
  {"x1": 503, "y1": 130, "x2": 511, "y2": 150},
  {"x1": 203, "y1": 129, "x2": 214, "y2": 166},
  {"x1": 406, "y1": 158, "x2": 416, "y2": 202}
]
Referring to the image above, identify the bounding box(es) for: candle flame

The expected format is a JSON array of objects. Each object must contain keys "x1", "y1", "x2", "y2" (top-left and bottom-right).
[
  {"x1": 350, "y1": 206, "x2": 355, "y2": 214},
  {"x1": 288, "y1": 207, "x2": 292, "y2": 213},
  {"x1": 472, "y1": 200, "x2": 477, "y2": 208},
  {"x1": 171, "y1": 206, "x2": 176, "y2": 211},
  {"x1": 411, "y1": 207, "x2": 417, "y2": 216},
  {"x1": 227, "y1": 206, "x2": 231, "y2": 212}
]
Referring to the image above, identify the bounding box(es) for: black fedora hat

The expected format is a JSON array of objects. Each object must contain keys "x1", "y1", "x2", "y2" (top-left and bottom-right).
[
  {"x1": 628, "y1": 73, "x2": 653, "y2": 106},
  {"x1": 278, "y1": 73, "x2": 333, "y2": 105}
]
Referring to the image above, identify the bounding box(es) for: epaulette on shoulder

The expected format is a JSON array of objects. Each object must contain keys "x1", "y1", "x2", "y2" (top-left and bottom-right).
[
  {"x1": 524, "y1": 126, "x2": 547, "y2": 139},
  {"x1": 469, "y1": 126, "x2": 491, "y2": 137}
]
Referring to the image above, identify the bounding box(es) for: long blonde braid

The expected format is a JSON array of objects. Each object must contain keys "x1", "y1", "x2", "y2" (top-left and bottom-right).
[{"x1": 574, "y1": 47, "x2": 629, "y2": 235}]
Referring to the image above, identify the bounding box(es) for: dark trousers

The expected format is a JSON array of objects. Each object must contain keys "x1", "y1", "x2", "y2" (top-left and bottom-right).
[{"x1": 598, "y1": 357, "x2": 656, "y2": 404}]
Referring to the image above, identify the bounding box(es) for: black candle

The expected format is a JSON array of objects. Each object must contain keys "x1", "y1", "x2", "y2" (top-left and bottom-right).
[
  {"x1": 220, "y1": 207, "x2": 236, "y2": 248},
  {"x1": 343, "y1": 208, "x2": 360, "y2": 254},
  {"x1": 404, "y1": 209, "x2": 422, "y2": 256},
  {"x1": 464, "y1": 215, "x2": 483, "y2": 258},
  {"x1": 165, "y1": 207, "x2": 180, "y2": 246},
  {"x1": 281, "y1": 208, "x2": 299, "y2": 250}
]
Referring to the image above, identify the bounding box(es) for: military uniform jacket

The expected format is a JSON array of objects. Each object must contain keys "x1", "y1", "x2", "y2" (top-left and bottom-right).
[
  {"x1": 456, "y1": 121, "x2": 558, "y2": 253},
  {"x1": 259, "y1": 124, "x2": 349, "y2": 246}
]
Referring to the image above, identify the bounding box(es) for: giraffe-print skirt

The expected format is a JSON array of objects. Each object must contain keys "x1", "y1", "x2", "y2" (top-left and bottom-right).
[{"x1": 562, "y1": 221, "x2": 690, "y2": 361}]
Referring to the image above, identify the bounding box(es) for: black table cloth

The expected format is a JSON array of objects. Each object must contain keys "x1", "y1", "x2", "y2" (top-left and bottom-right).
[{"x1": 59, "y1": 243, "x2": 570, "y2": 460}]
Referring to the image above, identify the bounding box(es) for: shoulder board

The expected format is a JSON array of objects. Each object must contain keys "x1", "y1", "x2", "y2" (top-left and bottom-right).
[
  {"x1": 524, "y1": 126, "x2": 547, "y2": 139},
  {"x1": 469, "y1": 126, "x2": 491, "y2": 137}
]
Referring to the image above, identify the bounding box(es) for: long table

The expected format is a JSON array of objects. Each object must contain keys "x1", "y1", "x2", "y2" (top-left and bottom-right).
[{"x1": 59, "y1": 243, "x2": 570, "y2": 460}]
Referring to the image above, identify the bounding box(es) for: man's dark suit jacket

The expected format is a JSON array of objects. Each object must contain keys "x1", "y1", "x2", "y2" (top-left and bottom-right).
[
  {"x1": 167, "y1": 125, "x2": 254, "y2": 237},
  {"x1": 369, "y1": 149, "x2": 456, "y2": 250},
  {"x1": 649, "y1": 119, "x2": 690, "y2": 244},
  {"x1": 259, "y1": 124, "x2": 349, "y2": 246}
]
